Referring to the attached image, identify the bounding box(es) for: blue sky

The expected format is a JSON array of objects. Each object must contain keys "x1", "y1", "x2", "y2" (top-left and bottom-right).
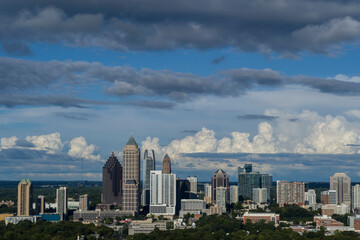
[{"x1": 1, "y1": 0, "x2": 360, "y2": 181}]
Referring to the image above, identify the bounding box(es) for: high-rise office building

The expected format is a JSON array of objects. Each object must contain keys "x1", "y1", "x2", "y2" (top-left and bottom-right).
[
  {"x1": 176, "y1": 178, "x2": 191, "y2": 213},
  {"x1": 321, "y1": 190, "x2": 337, "y2": 204},
  {"x1": 305, "y1": 190, "x2": 316, "y2": 205},
  {"x1": 17, "y1": 179, "x2": 33, "y2": 216},
  {"x1": 253, "y1": 188, "x2": 268, "y2": 203},
  {"x1": 150, "y1": 170, "x2": 176, "y2": 215},
  {"x1": 352, "y1": 184, "x2": 360, "y2": 211},
  {"x1": 122, "y1": 133, "x2": 140, "y2": 214},
  {"x1": 56, "y1": 187, "x2": 68, "y2": 220},
  {"x1": 187, "y1": 176, "x2": 198, "y2": 196},
  {"x1": 102, "y1": 152, "x2": 122, "y2": 206},
  {"x1": 162, "y1": 154, "x2": 171, "y2": 174},
  {"x1": 216, "y1": 186, "x2": 227, "y2": 213},
  {"x1": 230, "y1": 185, "x2": 238, "y2": 204},
  {"x1": 204, "y1": 184, "x2": 212, "y2": 204},
  {"x1": 35, "y1": 195, "x2": 45, "y2": 215},
  {"x1": 142, "y1": 150, "x2": 155, "y2": 206},
  {"x1": 79, "y1": 194, "x2": 89, "y2": 211},
  {"x1": 211, "y1": 169, "x2": 229, "y2": 204},
  {"x1": 330, "y1": 173, "x2": 351, "y2": 205},
  {"x1": 238, "y1": 164, "x2": 260, "y2": 200},
  {"x1": 260, "y1": 174, "x2": 273, "y2": 202},
  {"x1": 276, "y1": 181, "x2": 305, "y2": 206}
]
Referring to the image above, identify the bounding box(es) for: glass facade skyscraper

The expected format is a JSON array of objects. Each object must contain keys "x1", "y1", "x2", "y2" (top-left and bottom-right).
[{"x1": 142, "y1": 149, "x2": 155, "y2": 206}]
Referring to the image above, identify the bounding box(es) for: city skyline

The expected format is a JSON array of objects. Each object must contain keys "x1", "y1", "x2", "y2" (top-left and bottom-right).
[{"x1": 2, "y1": 1, "x2": 360, "y2": 182}]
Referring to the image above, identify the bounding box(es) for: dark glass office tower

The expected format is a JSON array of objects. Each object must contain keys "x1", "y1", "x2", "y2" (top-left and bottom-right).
[
  {"x1": 142, "y1": 149, "x2": 155, "y2": 206},
  {"x1": 102, "y1": 152, "x2": 122, "y2": 206}
]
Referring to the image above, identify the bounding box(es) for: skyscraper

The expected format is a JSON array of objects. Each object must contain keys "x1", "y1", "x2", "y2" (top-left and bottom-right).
[
  {"x1": 35, "y1": 195, "x2": 45, "y2": 215},
  {"x1": 276, "y1": 181, "x2": 305, "y2": 206},
  {"x1": 211, "y1": 169, "x2": 229, "y2": 204},
  {"x1": 122, "y1": 133, "x2": 140, "y2": 214},
  {"x1": 150, "y1": 170, "x2": 177, "y2": 215},
  {"x1": 17, "y1": 179, "x2": 33, "y2": 216},
  {"x1": 187, "y1": 176, "x2": 198, "y2": 196},
  {"x1": 79, "y1": 194, "x2": 89, "y2": 211},
  {"x1": 321, "y1": 190, "x2": 337, "y2": 204},
  {"x1": 260, "y1": 174, "x2": 273, "y2": 202},
  {"x1": 253, "y1": 188, "x2": 268, "y2": 203},
  {"x1": 330, "y1": 173, "x2": 351, "y2": 205},
  {"x1": 230, "y1": 185, "x2": 238, "y2": 204},
  {"x1": 238, "y1": 164, "x2": 260, "y2": 200},
  {"x1": 142, "y1": 149, "x2": 155, "y2": 206},
  {"x1": 216, "y1": 186, "x2": 227, "y2": 213},
  {"x1": 102, "y1": 152, "x2": 122, "y2": 206},
  {"x1": 352, "y1": 185, "x2": 360, "y2": 212},
  {"x1": 56, "y1": 187, "x2": 68, "y2": 220},
  {"x1": 162, "y1": 154, "x2": 171, "y2": 174},
  {"x1": 305, "y1": 190, "x2": 316, "y2": 205}
]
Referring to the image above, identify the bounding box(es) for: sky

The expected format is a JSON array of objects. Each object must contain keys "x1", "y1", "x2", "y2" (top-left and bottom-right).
[{"x1": 1, "y1": 0, "x2": 360, "y2": 182}]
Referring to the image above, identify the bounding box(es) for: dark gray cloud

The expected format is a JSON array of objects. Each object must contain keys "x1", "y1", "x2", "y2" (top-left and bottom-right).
[
  {"x1": 1, "y1": 41, "x2": 33, "y2": 56},
  {"x1": 55, "y1": 112, "x2": 97, "y2": 120},
  {"x1": 211, "y1": 55, "x2": 226, "y2": 64},
  {"x1": 181, "y1": 130, "x2": 198, "y2": 134},
  {"x1": 2, "y1": 57, "x2": 360, "y2": 108},
  {"x1": 237, "y1": 114, "x2": 279, "y2": 121},
  {"x1": 0, "y1": 1, "x2": 360, "y2": 56},
  {"x1": 289, "y1": 118, "x2": 299, "y2": 122},
  {"x1": 15, "y1": 139, "x2": 35, "y2": 148}
]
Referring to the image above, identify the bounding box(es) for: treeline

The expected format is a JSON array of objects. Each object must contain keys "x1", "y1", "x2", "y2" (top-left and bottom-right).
[
  {"x1": 130, "y1": 215, "x2": 360, "y2": 240},
  {"x1": 0, "y1": 220, "x2": 114, "y2": 240}
]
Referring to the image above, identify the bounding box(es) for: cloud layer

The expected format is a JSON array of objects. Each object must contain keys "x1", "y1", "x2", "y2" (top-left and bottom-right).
[{"x1": 1, "y1": 1, "x2": 360, "y2": 56}]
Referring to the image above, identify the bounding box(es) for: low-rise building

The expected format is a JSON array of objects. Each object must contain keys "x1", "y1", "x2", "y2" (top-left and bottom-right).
[
  {"x1": 73, "y1": 210, "x2": 135, "y2": 222},
  {"x1": 128, "y1": 218, "x2": 167, "y2": 235},
  {"x1": 348, "y1": 215, "x2": 360, "y2": 230},
  {"x1": 321, "y1": 204, "x2": 350, "y2": 216},
  {"x1": 5, "y1": 216, "x2": 41, "y2": 225},
  {"x1": 242, "y1": 212, "x2": 280, "y2": 224},
  {"x1": 0, "y1": 213, "x2": 14, "y2": 221},
  {"x1": 314, "y1": 216, "x2": 344, "y2": 229},
  {"x1": 179, "y1": 199, "x2": 206, "y2": 218},
  {"x1": 210, "y1": 204, "x2": 222, "y2": 215}
]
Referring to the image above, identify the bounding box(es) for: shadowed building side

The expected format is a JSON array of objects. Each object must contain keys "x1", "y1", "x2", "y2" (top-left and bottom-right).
[
  {"x1": 162, "y1": 154, "x2": 171, "y2": 174},
  {"x1": 102, "y1": 152, "x2": 122, "y2": 206}
]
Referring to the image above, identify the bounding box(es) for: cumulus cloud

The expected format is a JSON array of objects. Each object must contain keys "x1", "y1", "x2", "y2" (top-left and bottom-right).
[
  {"x1": 25, "y1": 132, "x2": 64, "y2": 154},
  {"x1": 0, "y1": 136, "x2": 18, "y2": 149},
  {"x1": 334, "y1": 74, "x2": 360, "y2": 83},
  {"x1": 68, "y1": 136, "x2": 101, "y2": 161}
]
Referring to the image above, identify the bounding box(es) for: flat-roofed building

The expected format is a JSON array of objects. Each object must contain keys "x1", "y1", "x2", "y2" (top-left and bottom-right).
[
  {"x1": 243, "y1": 212, "x2": 280, "y2": 224},
  {"x1": 128, "y1": 219, "x2": 167, "y2": 235},
  {"x1": 276, "y1": 181, "x2": 305, "y2": 206}
]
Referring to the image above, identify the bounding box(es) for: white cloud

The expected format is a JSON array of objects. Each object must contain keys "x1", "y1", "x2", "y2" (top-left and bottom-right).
[
  {"x1": 334, "y1": 74, "x2": 360, "y2": 83},
  {"x1": 26, "y1": 132, "x2": 64, "y2": 154},
  {"x1": 68, "y1": 136, "x2": 101, "y2": 161},
  {"x1": 0, "y1": 136, "x2": 18, "y2": 149}
]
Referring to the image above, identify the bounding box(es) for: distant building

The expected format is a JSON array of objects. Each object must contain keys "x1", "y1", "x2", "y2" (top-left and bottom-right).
[
  {"x1": 128, "y1": 219, "x2": 167, "y2": 235},
  {"x1": 230, "y1": 185, "x2": 238, "y2": 204},
  {"x1": 352, "y1": 185, "x2": 360, "y2": 212},
  {"x1": 216, "y1": 187, "x2": 227, "y2": 213},
  {"x1": 330, "y1": 173, "x2": 351, "y2": 205},
  {"x1": 314, "y1": 216, "x2": 344, "y2": 228},
  {"x1": 322, "y1": 204, "x2": 350, "y2": 215},
  {"x1": 187, "y1": 176, "x2": 198, "y2": 196},
  {"x1": 210, "y1": 204, "x2": 222, "y2": 215},
  {"x1": 321, "y1": 190, "x2": 337, "y2": 205},
  {"x1": 238, "y1": 164, "x2": 272, "y2": 202},
  {"x1": 305, "y1": 190, "x2": 316, "y2": 205},
  {"x1": 204, "y1": 184, "x2": 212, "y2": 204},
  {"x1": 79, "y1": 194, "x2": 89, "y2": 211},
  {"x1": 73, "y1": 210, "x2": 135, "y2": 222},
  {"x1": 5, "y1": 216, "x2": 40, "y2": 225},
  {"x1": 211, "y1": 169, "x2": 229, "y2": 204},
  {"x1": 56, "y1": 187, "x2": 68, "y2": 220},
  {"x1": 122, "y1": 133, "x2": 141, "y2": 214},
  {"x1": 253, "y1": 188, "x2": 268, "y2": 204},
  {"x1": 276, "y1": 181, "x2": 305, "y2": 206},
  {"x1": 242, "y1": 212, "x2": 280, "y2": 224},
  {"x1": 102, "y1": 152, "x2": 122, "y2": 206},
  {"x1": 142, "y1": 150, "x2": 155, "y2": 206},
  {"x1": 150, "y1": 170, "x2": 176, "y2": 216},
  {"x1": 35, "y1": 195, "x2": 45, "y2": 215},
  {"x1": 179, "y1": 199, "x2": 206, "y2": 218},
  {"x1": 17, "y1": 179, "x2": 33, "y2": 216},
  {"x1": 348, "y1": 215, "x2": 360, "y2": 230},
  {"x1": 162, "y1": 154, "x2": 171, "y2": 174},
  {"x1": 176, "y1": 179, "x2": 191, "y2": 213}
]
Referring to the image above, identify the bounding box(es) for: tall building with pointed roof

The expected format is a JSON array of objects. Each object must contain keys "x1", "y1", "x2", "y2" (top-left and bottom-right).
[
  {"x1": 122, "y1": 133, "x2": 140, "y2": 214},
  {"x1": 102, "y1": 152, "x2": 122, "y2": 206},
  {"x1": 17, "y1": 179, "x2": 33, "y2": 216},
  {"x1": 211, "y1": 169, "x2": 229, "y2": 204},
  {"x1": 162, "y1": 154, "x2": 171, "y2": 174}
]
